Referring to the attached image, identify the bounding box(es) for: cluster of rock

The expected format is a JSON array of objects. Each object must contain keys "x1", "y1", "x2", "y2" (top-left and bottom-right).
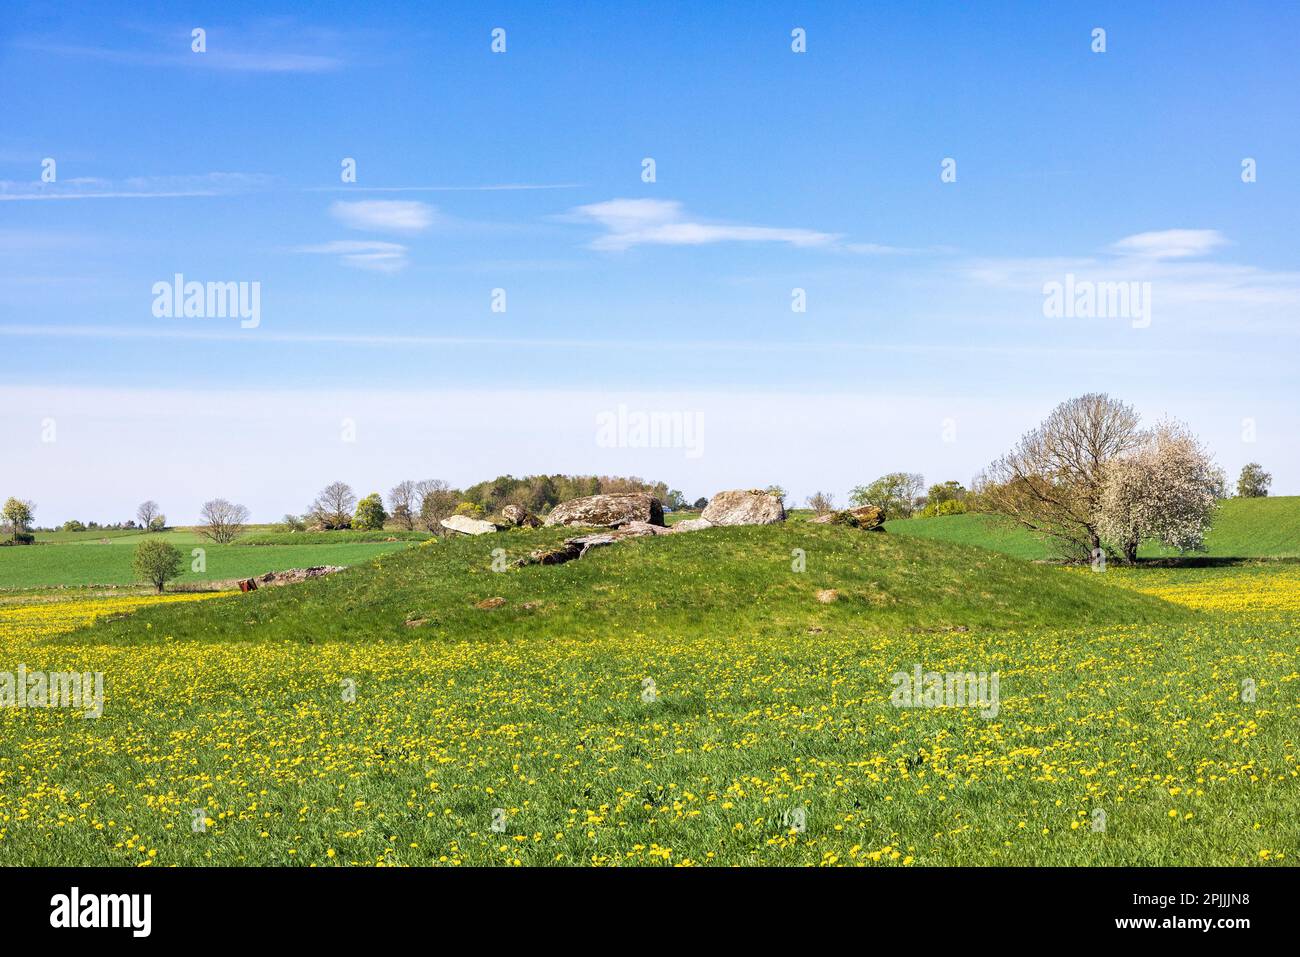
[
  {"x1": 436, "y1": 488, "x2": 880, "y2": 566},
  {"x1": 439, "y1": 503, "x2": 544, "y2": 536},
  {"x1": 510, "y1": 489, "x2": 785, "y2": 566},
  {"x1": 809, "y1": 504, "x2": 885, "y2": 530},
  {"x1": 234, "y1": 565, "x2": 346, "y2": 592}
]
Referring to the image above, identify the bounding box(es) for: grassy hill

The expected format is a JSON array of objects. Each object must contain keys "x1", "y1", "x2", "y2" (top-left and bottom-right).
[
  {"x1": 82, "y1": 522, "x2": 1184, "y2": 645},
  {"x1": 886, "y1": 495, "x2": 1300, "y2": 561}
]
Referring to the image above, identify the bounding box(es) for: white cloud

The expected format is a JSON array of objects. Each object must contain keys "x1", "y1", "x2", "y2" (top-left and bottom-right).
[
  {"x1": 963, "y1": 230, "x2": 1300, "y2": 330},
  {"x1": 1109, "y1": 229, "x2": 1228, "y2": 260},
  {"x1": 19, "y1": 42, "x2": 341, "y2": 73},
  {"x1": 568, "y1": 198, "x2": 840, "y2": 251},
  {"x1": 0, "y1": 172, "x2": 271, "y2": 201},
  {"x1": 329, "y1": 200, "x2": 437, "y2": 234},
  {"x1": 292, "y1": 240, "x2": 408, "y2": 272}
]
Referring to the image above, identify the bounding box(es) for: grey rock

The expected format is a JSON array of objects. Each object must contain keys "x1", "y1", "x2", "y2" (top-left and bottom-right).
[
  {"x1": 670, "y1": 518, "x2": 714, "y2": 532},
  {"x1": 700, "y1": 490, "x2": 786, "y2": 526},
  {"x1": 440, "y1": 514, "x2": 502, "y2": 536},
  {"x1": 544, "y1": 493, "x2": 665, "y2": 528}
]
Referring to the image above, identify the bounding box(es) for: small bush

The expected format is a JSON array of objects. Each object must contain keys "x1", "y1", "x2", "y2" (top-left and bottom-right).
[{"x1": 133, "y1": 539, "x2": 183, "y2": 593}]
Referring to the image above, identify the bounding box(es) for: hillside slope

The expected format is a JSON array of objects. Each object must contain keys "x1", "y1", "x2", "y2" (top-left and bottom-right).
[
  {"x1": 79, "y1": 523, "x2": 1185, "y2": 646},
  {"x1": 887, "y1": 495, "x2": 1300, "y2": 561}
]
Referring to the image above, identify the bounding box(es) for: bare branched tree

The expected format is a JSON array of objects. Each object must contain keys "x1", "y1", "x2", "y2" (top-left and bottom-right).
[
  {"x1": 975, "y1": 393, "x2": 1143, "y2": 559},
  {"x1": 806, "y1": 491, "x2": 835, "y2": 515},
  {"x1": 137, "y1": 500, "x2": 161, "y2": 530},
  {"x1": 415, "y1": 479, "x2": 456, "y2": 531},
  {"x1": 388, "y1": 480, "x2": 417, "y2": 530},
  {"x1": 199, "y1": 499, "x2": 250, "y2": 544},
  {"x1": 310, "y1": 482, "x2": 356, "y2": 530}
]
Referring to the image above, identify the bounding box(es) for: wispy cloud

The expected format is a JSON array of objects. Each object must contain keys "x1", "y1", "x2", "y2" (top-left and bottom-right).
[
  {"x1": 291, "y1": 240, "x2": 409, "y2": 273},
  {"x1": 329, "y1": 200, "x2": 437, "y2": 234},
  {"x1": 18, "y1": 41, "x2": 341, "y2": 73},
  {"x1": 0, "y1": 324, "x2": 1262, "y2": 360},
  {"x1": 964, "y1": 230, "x2": 1300, "y2": 329},
  {"x1": 567, "y1": 198, "x2": 841, "y2": 252},
  {"x1": 0, "y1": 172, "x2": 272, "y2": 201},
  {"x1": 304, "y1": 183, "x2": 584, "y2": 193},
  {"x1": 1109, "y1": 229, "x2": 1228, "y2": 260}
]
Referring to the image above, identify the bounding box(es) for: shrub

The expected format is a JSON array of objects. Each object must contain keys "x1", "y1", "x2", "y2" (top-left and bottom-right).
[
  {"x1": 807, "y1": 491, "x2": 835, "y2": 515},
  {"x1": 279, "y1": 513, "x2": 307, "y2": 532},
  {"x1": 133, "y1": 539, "x2": 183, "y2": 593},
  {"x1": 921, "y1": 498, "x2": 968, "y2": 518},
  {"x1": 353, "y1": 493, "x2": 388, "y2": 531}
]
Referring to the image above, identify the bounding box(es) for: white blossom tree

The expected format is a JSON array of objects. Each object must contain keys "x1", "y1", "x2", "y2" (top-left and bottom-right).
[{"x1": 1097, "y1": 421, "x2": 1222, "y2": 562}]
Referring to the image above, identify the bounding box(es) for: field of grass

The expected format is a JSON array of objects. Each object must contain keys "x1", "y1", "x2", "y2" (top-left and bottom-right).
[
  {"x1": 2, "y1": 524, "x2": 435, "y2": 589},
  {"x1": 887, "y1": 495, "x2": 1300, "y2": 561},
  {"x1": 1, "y1": 523, "x2": 1294, "y2": 866},
  {"x1": 0, "y1": 540, "x2": 415, "y2": 588}
]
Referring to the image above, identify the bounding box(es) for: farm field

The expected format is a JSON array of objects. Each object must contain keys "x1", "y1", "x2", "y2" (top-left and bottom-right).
[
  {"x1": 887, "y1": 495, "x2": 1300, "y2": 561},
  {"x1": 0, "y1": 524, "x2": 1294, "y2": 866},
  {"x1": 2, "y1": 526, "x2": 430, "y2": 589},
  {"x1": 0, "y1": 539, "x2": 416, "y2": 589}
]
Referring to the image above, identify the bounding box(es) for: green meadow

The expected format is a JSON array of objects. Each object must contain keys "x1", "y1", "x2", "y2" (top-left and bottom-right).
[{"x1": 1, "y1": 519, "x2": 1295, "y2": 866}]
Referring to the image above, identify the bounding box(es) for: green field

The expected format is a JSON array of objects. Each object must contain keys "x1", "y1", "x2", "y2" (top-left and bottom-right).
[
  {"x1": 0, "y1": 528, "x2": 418, "y2": 588},
  {"x1": 887, "y1": 495, "x2": 1300, "y2": 561},
  {"x1": 2, "y1": 522, "x2": 1295, "y2": 866}
]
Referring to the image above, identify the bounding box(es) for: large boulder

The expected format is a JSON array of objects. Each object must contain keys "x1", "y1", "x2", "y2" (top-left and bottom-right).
[
  {"x1": 513, "y1": 520, "x2": 669, "y2": 568},
  {"x1": 544, "y1": 493, "x2": 665, "y2": 528},
  {"x1": 440, "y1": 514, "x2": 502, "y2": 536},
  {"x1": 497, "y1": 504, "x2": 542, "y2": 528},
  {"x1": 671, "y1": 518, "x2": 713, "y2": 533},
  {"x1": 700, "y1": 490, "x2": 786, "y2": 526},
  {"x1": 810, "y1": 505, "x2": 884, "y2": 530}
]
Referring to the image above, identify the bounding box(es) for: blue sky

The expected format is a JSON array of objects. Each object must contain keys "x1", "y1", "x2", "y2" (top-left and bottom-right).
[{"x1": 2, "y1": 1, "x2": 1297, "y2": 522}]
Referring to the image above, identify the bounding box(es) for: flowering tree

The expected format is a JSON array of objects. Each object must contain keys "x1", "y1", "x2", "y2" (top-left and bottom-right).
[
  {"x1": 975, "y1": 394, "x2": 1143, "y2": 559},
  {"x1": 1097, "y1": 421, "x2": 1222, "y2": 562}
]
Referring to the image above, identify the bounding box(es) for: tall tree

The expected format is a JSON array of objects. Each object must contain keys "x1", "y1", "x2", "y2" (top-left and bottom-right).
[
  {"x1": 416, "y1": 479, "x2": 458, "y2": 531},
  {"x1": 388, "y1": 480, "x2": 417, "y2": 530},
  {"x1": 1236, "y1": 462, "x2": 1272, "y2": 498},
  {"x1": 976, "y1": 393, "x2": 1143, "y2": 559},
  {"x1": 199, "y1": 499, "x2": 250, "y2": 544},
  {"x1": 137, "y1": 500, "x2": 161, "y2": 530},
  {"x1": 310, "y1": 482, "x2": 356, "y2": 530},
  {"x1": 2, "y1": 497, "x2": 34, "y2": 540},
  {"x1": 1097, "y1": 421, "x2": 1222, "y2": 562}
]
